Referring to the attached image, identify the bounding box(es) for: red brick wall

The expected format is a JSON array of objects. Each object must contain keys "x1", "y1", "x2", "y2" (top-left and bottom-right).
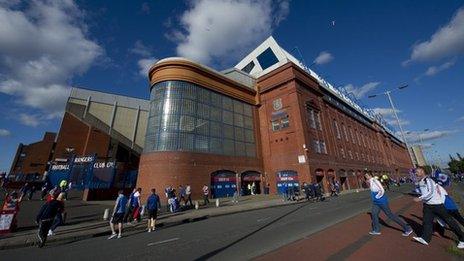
[{"x1": 137, "y1": 151, "x2": 263, "y2": 201}]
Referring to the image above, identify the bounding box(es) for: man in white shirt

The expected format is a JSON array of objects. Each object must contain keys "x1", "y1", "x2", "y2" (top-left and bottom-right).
[
  {"x1": 365, "y1": 171, "x2": 412, "y2": 236},
  {"x1": 412, "y1": 167, "x2": 464, "y2": 248},
  {"x1": 185, "y1": 184, "x2": 192, "y2": 206}
]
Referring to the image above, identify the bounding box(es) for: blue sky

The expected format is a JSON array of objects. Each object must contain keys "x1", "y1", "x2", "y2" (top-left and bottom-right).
[{"x1": 1, "y1": 0, "x2": 464, "y2": 172}]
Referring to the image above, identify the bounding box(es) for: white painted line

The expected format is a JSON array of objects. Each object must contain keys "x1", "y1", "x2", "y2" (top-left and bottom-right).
[
  {"x1": 147, "y1": 237, "x2": 180, "y2": 246},
  {"x1": 257, "y1": 217, "x2": 271, "y2": 222}
]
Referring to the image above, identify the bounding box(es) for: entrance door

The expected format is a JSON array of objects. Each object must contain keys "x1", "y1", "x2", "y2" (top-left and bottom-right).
[
  {"x1": 276, "y1": 170, "x2": 299, "y2": 195},
  {"x1": 241, "y1": 171, "x2": 261, "y2": 195},
  {"x1": 211, "y1": 170, "x2": 237, "y2": 198}
]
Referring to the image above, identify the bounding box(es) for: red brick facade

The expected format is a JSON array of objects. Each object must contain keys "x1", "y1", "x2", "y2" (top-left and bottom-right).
[
  {"x1": 137, "y1": 60, "x2": 413, "y2": 200},
  {"x1": 9, "y1": 132, "x2": 56, "y2": 176}
]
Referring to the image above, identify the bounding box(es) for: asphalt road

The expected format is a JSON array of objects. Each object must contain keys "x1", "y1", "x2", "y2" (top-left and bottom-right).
[{"x1": 1, "y1": 185, "x2": 412, "y2": 261}]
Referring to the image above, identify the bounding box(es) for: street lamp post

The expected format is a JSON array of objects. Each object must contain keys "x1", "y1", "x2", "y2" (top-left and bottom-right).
[{"x1": 368, "y1": 85, "x2": 414, "y2": 165}]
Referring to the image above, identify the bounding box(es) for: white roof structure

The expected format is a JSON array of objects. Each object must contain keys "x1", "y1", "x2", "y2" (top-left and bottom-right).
[{"x1": 235, "y1": 36, "x2": 400, "y2": 141}]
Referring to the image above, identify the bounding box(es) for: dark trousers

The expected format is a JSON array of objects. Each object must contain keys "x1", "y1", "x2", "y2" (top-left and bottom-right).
[
  {"x1": 203, "y1": 195, "x2": 209, "y2": 205},
  {"x1": 422, "y1": 204, "x2": 464, "y2": 243},
  {"x1": 186, "y1": 194, "x2": 193, "y2": 206},
  {"x1": 38, "y1": 219, "x2": 53, "y2": 244},
  {"x1": 50, "y1": 213, "x2": 63, "y2": 231},
  {"x1": 124, "y1": 206, "x2": 135, "y2": 223},
  {"x1": 449, "y1": 209, "x2": 464, "y2": 227}
]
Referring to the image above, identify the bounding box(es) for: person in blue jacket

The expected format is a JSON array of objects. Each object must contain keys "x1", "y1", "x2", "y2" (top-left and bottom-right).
[
  {"x1": 365, "y1": 171, "x2": 413, "y2": 236},
  {"x1": 146, "y1": 188, "x2": 161, "y2": 232}
]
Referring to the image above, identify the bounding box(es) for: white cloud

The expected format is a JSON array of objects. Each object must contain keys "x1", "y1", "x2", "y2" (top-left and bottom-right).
[
  {"x1": 0, "y1": 1, "x2": 103, "y2": 118},
  {"x1": 314, "y1": 51, "x2": 334, "y2": 65},
  {"x1": 372, "y1": 107, "x2": 401, "y2": 117},
  {"x1": 425, "y1": 60, "x2": 456, "y2": 76},
  {"x1": 404, "y1": 7, "x2": 464, "y2": 64},
  {"x1": 0, "y1": 129, "x2": 11, "y2": 137},
  {"x1": 167, "y1": 0, "x2": 290, "y2": 65},
  {"x1": 137, "y1": 57, "x2": 159, "y2": 77},
  {"x1": 343, "y1": 82, "x2": 380, "y2": 99},
  {"x1": 19, "y1": 113, "x2": 40, "y2": 127},
  {"x1": 456, "y1": 116, "x2": 464, "y2": 122},
  {"x1": 404, "y1": 130, "x2": 457, "y2": 143},
  {"x1": 129, "y1": 40, "x2": 153, "y2": 57},
  {"x1": 385, "y1": 117, "x2": 410, "y2": 126}
]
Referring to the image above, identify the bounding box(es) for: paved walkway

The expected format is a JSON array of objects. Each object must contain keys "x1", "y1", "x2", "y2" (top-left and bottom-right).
[
  {"x1": 0, "y1": 193, "x2": 315, "y2": 250},
  {"x1": 257, "y1": 194, "x2": 464, "y2": 260}
]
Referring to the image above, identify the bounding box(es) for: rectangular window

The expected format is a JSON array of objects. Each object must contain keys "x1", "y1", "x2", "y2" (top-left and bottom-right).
[
  {"x1": 308, "y1": 109, "x2": 316, "y2": 129},
  {"x1": 348, "y1": 150, "x2": 353, "y2": 159},
  {"x1": 316, "y1": 112, "x2": 322, "y2": 131},
  {"x1": 343, "y1": 124, "x2": 348, "y2": 141},
  {"x1": 271, "y1": 120, "x2": 280, "y2": 131},
  {"x1": 281, "y1": 117, "x2": 290, "y2": 129},
  {"x1": 341, "y1": 148, "x2": 345, "y2": 158},
  {"x1": 350, "y1": 127, "x2": 355, "y2": 143},
  {"x1": 313, "y1": 140, "x2": 321, "y2": 153},
  {"x1": 334, "y1": 120, "x2": 341, "y2": 139},
  {"x1": 256, "y1": 47, "x2": 279, "y2": 70},
  {"x1": 356, "y1": 152, "x2": 359, "y2": 160},
  {"x1": 320, "y1": 141, "x2": 327, "y2": 154}
]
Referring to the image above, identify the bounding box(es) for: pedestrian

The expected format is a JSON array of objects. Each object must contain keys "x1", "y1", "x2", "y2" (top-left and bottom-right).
[
  {"x1": 412, "y1": 167, "x2": 464, "y2": 248},
  {"x1": 185, "y1": 184, "x2": 193, "y2": 206},
  {"x1": 131, "y1": 188, "x2": 142, "y2": 223},
  {"x1": 302, "y1": 182, "x2": 311, "y2": 201},
  {"x1": 330, "y1": 181, "x2": 338, "y2": 197},
  {"x1": 108, "y1": 190, "x2": 127, "y2": 239},
  {"x1": 314, "y1": 182, "x2": 324, "y2": 201},
  {"x1": 41, "y1": 182, "x2": 48, "y2": 200},
  {"x1": 48, "y1": 192, "x2": 66, "y2": 236},
  {"x1": 364, "y1": 171, "x2": 412, "y2": 236},
  {"x1": 202, "y1": 184, "x2": 210, "y2": 206},
  {"x1": 179, "y1": 185, "x2": 186, "y2": 206},
  {"x1": 124, "y1": 188, "x2": 141, "y2": 223},
  {"x1": 146, "y1": 188, "x2": 161, "y2": 232},
  {"x1": 335, "y1": 180, "x2": 340, "y2": 194},
  {"x1": 164, "y1": 185, "x2": 172, "y2": 211},
  {"x1": 36, "y1": 192, "x2": 63, "y2": 247}
]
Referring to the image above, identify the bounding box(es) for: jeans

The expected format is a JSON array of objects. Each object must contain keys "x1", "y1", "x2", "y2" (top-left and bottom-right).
[
  {"x1": 50, "y1": 213, "x2": 63, "y2": 231},
  {"x1": 38, "y1": 219, "x2": 53, "y2": 245},
  {"x1": 422, "y1": 204, "x2": 464, "y2": 243},
  {"x1": 449, "y1": 209, "x2": 464, "y2": 227},
  {"x1": 371, "y1": 203, "x2": 410, "y2": 232}
]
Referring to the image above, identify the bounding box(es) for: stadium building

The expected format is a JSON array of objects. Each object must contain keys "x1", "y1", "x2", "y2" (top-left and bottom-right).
[{"x1": 137, "y1": 37, "x2": 413, "y2": 200}]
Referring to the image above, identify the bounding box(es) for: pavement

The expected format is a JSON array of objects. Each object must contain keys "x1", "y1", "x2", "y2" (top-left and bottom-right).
[
  {"x1": 0, "y1": 191, "x2": 318, "y2": 250},
  {"x1": 2, "y1": 184, "x2": 463, "y2": 260}
]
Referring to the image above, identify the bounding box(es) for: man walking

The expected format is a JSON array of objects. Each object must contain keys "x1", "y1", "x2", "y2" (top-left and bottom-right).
[
  {"x1": 365, "y1": 171, "x2": 412, "y2": 236},
  {"x1": 36, "y1": 192, "x2": 63, "y2": 247},
  {"x1": 412, "y1": 167, "x2": 464, "y2": 248},
  {"x1": 185, "y1": 184, "x2": 193, "y2": 206},
  {"x1": 109, "y1": 190, "x2": 127, "y2": 239},
  {"x1": 202, "y1": 184, "x2": 210, "y2": 206},
  {"x1": 146, "y1": 188, "x2": 161, "y2": 232}
]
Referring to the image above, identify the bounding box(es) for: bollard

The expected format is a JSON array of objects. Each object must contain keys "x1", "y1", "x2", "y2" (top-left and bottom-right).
[
  {"x1": 194, "y1": 201, "x2": 199, "y2": 210},
  {"x1": 103, "y1": 208, "x2": 110, "y2": 220},
  {"x1": 215, "y1": 198, "x2": 220, "y2": 207}
]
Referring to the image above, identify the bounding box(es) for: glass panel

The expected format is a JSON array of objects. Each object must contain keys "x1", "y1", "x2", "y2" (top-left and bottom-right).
[
  {"x1": 197, "y1": 88, "x2": 210, "y2": 103},
  {"x1": 183, "y1": 83, "x2": 196, "y2": 100},
  {"x1": 244, "y1": 116, "x2": 253, "y2": 130},
  {"x1": 241, "y1": 61, "x2": 255, "y2": 74},
  {"x1": 281, "y1": 117, "x2": 289, "y2": 129},
  {"x1": 244, "y1": 129, "x2": 254, "y2": 143},
  {"x1": 223, "y1": 110, "x2": 233, "y2": 125},
  {"x1": 179, "y1": 115, "x2": 195, "y2": 132},
  {"x1": 179, "y1": 133, "x2": 194, "y2": 151},
  {"x1": 257, "y1": 47, "x2": 279, "y2": 70},
  {"x1": 210, "y1": 107, "x2": 222, "y2": 122},
  {"x1": 160, "y1": 114, "x2": 178, "y2": 132},
  {"x1": 195, "y1": 135, "x2": 209, "y2": 152},
  {"x1": 210, "y1": 121, "x2": 222, "y2": 138},
  {"x1": 223, "y1": 139, "x2": 235, "y2": 156},
  {"x1": 182, "y1": 99, "x2": 196, "y2": 116},
  {"x1": 197, "y1": 103, "x2": 210, "y2": 119},
  {"x1": 210, "y1": 137, "x2": 223, "y2": 154},
  {"x1": 195, "y1": 118, "x2": 209, "y2": 136},
  {"x1": 233, "y1": 100, "x2": 243, "y2": 114},
  {"x1": 234, "y1": 127, "x2": 244, "y2": 141},
  {"x1": 234, "y1": 113, "x2": 244, "y2": 127},
  {"x1": 163, "y1": 99, "x2": 182, "y2": 115},
  {"x1": 158, "y1": 132, "x2": 178, "y2": 151},
  {"x1": 246, "y1": 143, "x2": 256, "y2": 157},
  {"x1": 243, "y1": 104, "x2": 253, "y2": 117},
  {"x1": 222, "y1": 96, "x2": 233, "y2": 111},
  {"x1": 235, "y1": 141, "x2": 246, "y2": 156},
  {"x1": 211, "y1": 92, "x2": 222, "y2": 108},
  {"x1": 223, "y1": 124, "x2": 234, "y2": 139}
]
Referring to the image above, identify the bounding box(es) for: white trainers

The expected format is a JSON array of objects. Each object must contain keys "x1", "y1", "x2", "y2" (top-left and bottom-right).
[
  {"x1": 457, "y1": 242, "x2": 464, "y2": 249},
  {"x1": 108, "y1": 233, "x2": 117, "y2": 240},
  {"x1": 148, "y1": 229, "x2": 152, "y2": 233},
  {"x1": 413, "y1": 237, "x2": 429, "y2": 246},
  {"x1": 369, "y1": 231, "x2": 381, "y2": 235},
  {"x1": 117, "y1": 234, "x2": 122, "y2": 239},
  {"x1": 402, "y1": 229, "x2": 413, "y2": 237},
  {"x1": 47, "y1": 230, "x2": 54, "y2": 236}
]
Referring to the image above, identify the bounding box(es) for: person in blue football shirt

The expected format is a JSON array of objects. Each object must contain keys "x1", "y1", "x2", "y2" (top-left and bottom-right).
[
  {"x1": 146, "y1": 188, "x2": 161, "y2": 232},
  {"x1": 365, "y1": 171, "x2": 412, "y2": 236},
  {"x1": 108, "y1": 190, "x2": 127, "y2": 239}
]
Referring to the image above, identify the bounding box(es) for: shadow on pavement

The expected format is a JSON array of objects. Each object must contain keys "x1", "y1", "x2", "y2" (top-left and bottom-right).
[{"x1": 194, "y1": 202, "x2": 310, "y2": 260}]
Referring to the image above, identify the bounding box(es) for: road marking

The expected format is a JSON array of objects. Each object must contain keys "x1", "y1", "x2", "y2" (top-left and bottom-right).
[
  {"x1": 257, "y1": 216, "x2": 271, "y2": 222},
  {"x1": 147, "y1": 237, "x2": 180, "y2": 246}
]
